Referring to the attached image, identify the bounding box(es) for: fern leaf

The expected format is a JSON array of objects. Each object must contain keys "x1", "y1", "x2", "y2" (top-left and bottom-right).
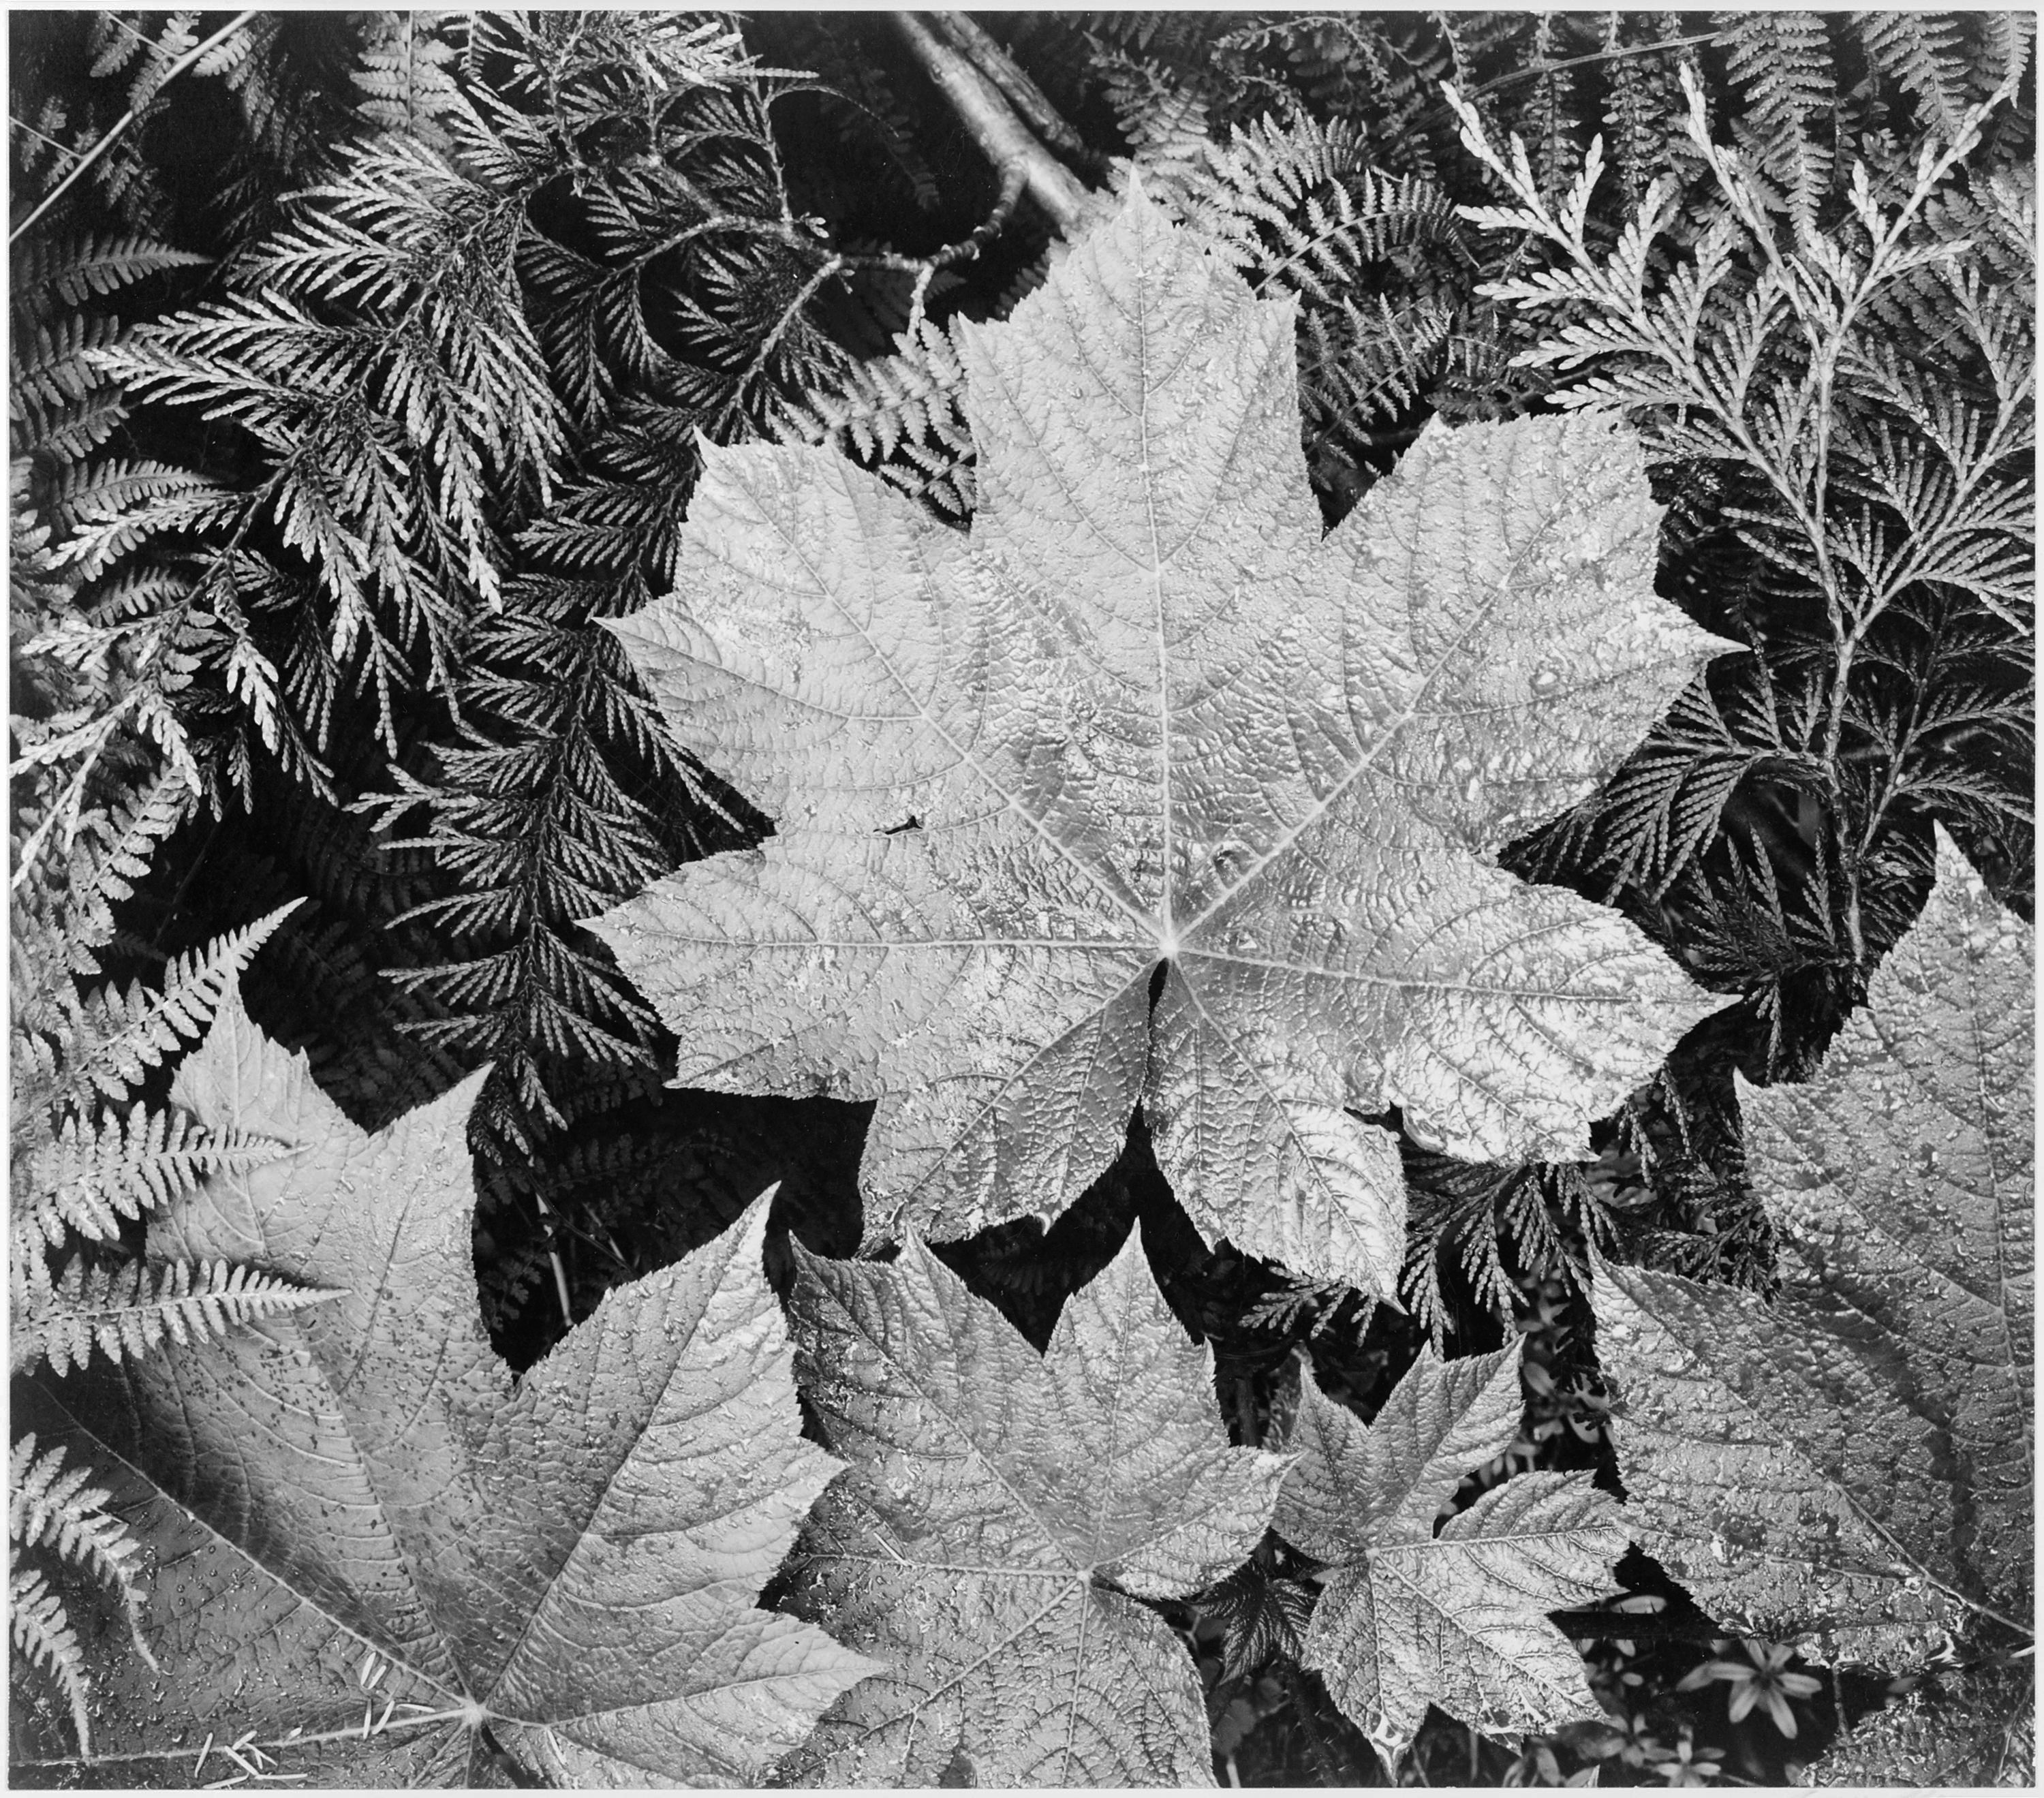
[
  {"x1": 1181, "y1": 114, "x2": 1462, "y2": 297},
  {"x1": 8, "y1": 1434, "x2": 155, "y2": 1673},
  {"x1": 17, "y1": 1105, "x2": 288, "y2": 1250},
  {"x1": 11, "y1": 762, "x2": 192, "y2": 989},
  {"x1": 9, "y1": 1564, "x2": 92, "y2": 1758},
  {"x1": 18, "y1": 1255, "x2": 340, "y2": 1378},
  {"x1": 351, "y1": 10, "x2": 478, "y2": 153},
  {"x1": 1520, "y1": 14, "x2": 1582, "y2": 200},
  {"x1": 780, "y1": 313, "x2": 976, "y2": 521},
  {"x1": 12, "y1": 314, "x2": 125, "y2": 453},
  {"x1": 42, "y1": 901, "x2": 300, "y2": 1111},
  {"x1": 1600, "y1": 16, "x2": 1683, "y2": 205},
  {"x1": 12, "y1": 235, "x2": 209, "y2": 318},
  {"x1": 1857, "y1": 11, "x2": 1980, "y2": 144},
  {"x1": 1090, "y1": 41, "x2": 1214, "y2": 183},
  {"x1": 1717, "y1": 10, "x2": 1840, "y2": 219}
]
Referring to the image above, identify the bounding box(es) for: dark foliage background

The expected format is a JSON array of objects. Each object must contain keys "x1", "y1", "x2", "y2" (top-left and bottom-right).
[{"x1": 10, "y1": 9, "x2": 2033, "y2": 1785}]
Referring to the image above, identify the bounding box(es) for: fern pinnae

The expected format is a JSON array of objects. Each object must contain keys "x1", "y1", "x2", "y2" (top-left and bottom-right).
[
  {"x1": 42, "y1": 899, "x2": 303, "y2": 1113},
  {"x1": 9, "y1": 1436, "x2": 156, "y2": 1671},
  {"x1": 9, "y1": 1564, "x2": 94, "y2": 1758},
  {"x1": 778, "y1": 311, "x2": 977, "y2": 521},
  {"x1": 20, "y1": 1256, "x2": 341, "y2": 1378},
  {"x1": 1716, "y1": 10, "x2": 1840, "y2": 223},
  {"x1": 12, "y1": 234, "x2": 211, "y2": 317},
  {"x1": 16, "y1": 1105, "x2": 288, "y2": 1252}
]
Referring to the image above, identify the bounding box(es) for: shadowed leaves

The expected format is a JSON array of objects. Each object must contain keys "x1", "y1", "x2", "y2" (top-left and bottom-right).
[{"x1": 1596, "y1": 832, "x2": 2032, "y2": 1663}]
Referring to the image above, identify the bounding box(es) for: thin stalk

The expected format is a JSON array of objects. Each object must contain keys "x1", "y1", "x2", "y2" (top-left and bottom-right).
[
  {"x1": 11, "y1": 11, "x2": 260, "y2": 245},
  {"x1": 1461, "y1": 29, "x2": 1726, "y2": 104}
]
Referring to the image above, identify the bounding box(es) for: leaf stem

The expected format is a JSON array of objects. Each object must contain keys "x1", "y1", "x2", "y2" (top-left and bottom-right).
[{"x1": 16, "y1": 1707, "x2": 478, "y2": 1769}]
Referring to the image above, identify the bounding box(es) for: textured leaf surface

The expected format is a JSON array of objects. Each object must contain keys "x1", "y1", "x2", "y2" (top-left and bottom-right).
[
  {"x1": 1596, "y1": 834, "x2": 2032, "y2": 1661},
  {"x1": 1274, "y1": 1342, "x2": 1624, "y2": 1764},
  {"x1": 778, "y1": 1225, "x2": 1289, "y2": 1786},
  {"x1": 12, "y1": 990, "x2": 876, "y2": 1786},
  {"x1": 590, "y1": 181, "x2": 1724, "y2": 1294},
  {"x1": 1802, "y1": 1660, "x2": 2034, "y2": 1786}
]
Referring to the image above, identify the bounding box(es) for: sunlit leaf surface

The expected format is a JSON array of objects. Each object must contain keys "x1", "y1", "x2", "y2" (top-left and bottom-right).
[
  {"x1": 779, "y1": 1226, "x2": 1288, "y2": 1786},
  {"x1": 14, "y1": 991, "x2": 876, "y2": 1786},
  {"x1": 1275, "y1": 1340, "x2": 1624, "y2": 1763},
  {"x1": 591, "y1": 181, "x2": 1725, "y2": 1296}
]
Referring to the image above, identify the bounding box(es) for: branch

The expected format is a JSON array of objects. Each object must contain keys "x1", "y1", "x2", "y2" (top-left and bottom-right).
[
  {"x1": 10, "y1": 10, "x2": 260, "y2": 245},
  {"x1": 892, "y1": 11, "x2": 1090, "y2": 238},
  {"x1": 929, "y1": 13, "x2": 1109, "y2": 176}
]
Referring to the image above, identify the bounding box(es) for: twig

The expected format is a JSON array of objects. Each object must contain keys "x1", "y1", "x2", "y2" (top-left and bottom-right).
[
  {"x1": 10, "y1": 10, "x2": 260, "y2": 245},
  {"x1": 527, "y1": 1189, "x2": 575, "y2": 1333},
  {"x1": 929, "y1": 13, "x2": 1109, "y2": 176},
  {"x1": 1462, "y1": 31, "x2": 1726, "y2": 104},
  {"x1": 892, "y1": 12, "x2": 1089, "y2": 238}
]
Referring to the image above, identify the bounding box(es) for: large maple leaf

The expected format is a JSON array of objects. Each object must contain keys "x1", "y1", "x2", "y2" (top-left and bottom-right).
[
  {"x1": 589, "y1": 181, "x2": 1725, "y2": 1294},
  {"x1": 1273, "y1": 1339, "x2": 1624, "y2": 1765},
  {"x1": 1595, "y1": 832, "x2": 2032, "y2": 1663},
  {"x1": 10, "y1": 990, "x2": 878, "y2": 1786},
  {"x1": 777, "y1": 1224, "x2": 1290, "y2": 1786}
]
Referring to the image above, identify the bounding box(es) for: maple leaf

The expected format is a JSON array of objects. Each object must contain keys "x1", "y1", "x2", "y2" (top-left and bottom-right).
[
  {"x1": 1594, "y1": 831, "x2": 2032, "y2": 1662},
  {"x1": 589, "y1": 180, "x2": 1726, "y2": 1295},
  {"x1": 10, "y1": 989, "x2": 878, "y2": 1786},
  {"x1": 1273, "y1": 1339, "x2": 1626, "y2": 1766},
  {"x1": 776, "y1": 1223, "x2": 1290, "y2": 1786}
]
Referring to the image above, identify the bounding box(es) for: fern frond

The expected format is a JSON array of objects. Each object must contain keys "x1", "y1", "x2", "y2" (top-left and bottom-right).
[
  {"x1": 16, "y1": 1106, "x2": 288, "y2": 1250},
  {"x1": 1171, "y1": 113, "x2": 1467, "y2": 490},
  {"x1": 19, "y1": 1256, "x2": 339, "y2": 1378},
  {"x1": 1717, "y1": 10, "x2": 1840, "y2": 220},
  {"x1": 780, "y1": 313, "x2": 976, "y2": 522},
  {"x1": 1857, "y1": 11, "x2": 1979, "y2": 145},
  {"x1": 1519, "y1": 13, "x2": 1582, "y2": 200},
  {"x1": 38, "y1": 901, "x2": 300, "y2": 1113},
  {"x1": 374, "y1": 22, "x2": 850, "y2": 1174},
  {"x1": 10, "y1": 1564, "x2": 92, "y2": 1758},
  {"x1": 351, "y1": 10, "x2": 479, "y2": 153},
  {"x1": 1182, "y1": 114, "x2": 1463, "y2": 302},
  {"x1": 1599, "y1": 14, "x2": 1684, "y2": 205},
  {"x1": 9, "y1": 1435, "x2": 155, "y2": 1674},
  {"x1": 1300, "y1": 293, "x2": 1454, "y2": 439},
  {"x1": 12, "y1": 762, "x2": 193, "y2": 990},
  {"x1": 1211, "y1": 12, "x2": 1453, "y2": 172},
  {"x1": 11, "y1": 235, "x2": 209, "y2": 320},
  {"x1": 1091, "y1": 41, "x2": 1215, "y2": 183}
]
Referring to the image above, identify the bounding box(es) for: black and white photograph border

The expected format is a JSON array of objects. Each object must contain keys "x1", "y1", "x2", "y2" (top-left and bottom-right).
[{"x1": 8, "y1": 7, "x2": 2035, "y2": 1789}]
